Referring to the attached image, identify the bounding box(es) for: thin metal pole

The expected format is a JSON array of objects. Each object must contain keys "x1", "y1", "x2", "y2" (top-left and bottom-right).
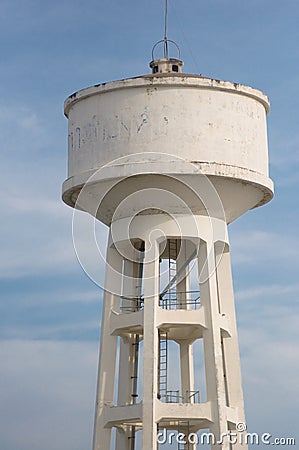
[
  {"x1": 160, "y1": 249, "x2": 197, "y2": 299},
  {"x1": 164, "y1": 0, "x2": 168, "y2": 58}
]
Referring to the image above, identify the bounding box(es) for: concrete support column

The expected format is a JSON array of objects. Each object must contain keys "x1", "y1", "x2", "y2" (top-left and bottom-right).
[
  {"x1": 115, "y1": 334, "x2": 133, "y2": 450},
  {"x1": 115, "y1": 428, "x2": 130, "y2": 450},
  {"x1": 117, "y1": 259, "x2": 140, "y2": 402},
  {"x1": 215, "y1": 243, "x2": 247, "y2": 449},
  {"x1": 115, "y1": 258, "x2": 142, "y2": 450},
  {"x1": 142, "y1": 237, "x2": 160, "y2": 450},
  {"x1": 93, "y1": 239, "x2": 123, "y2": 450},
  {"x1": 180, "y1": 340, "x2": 197, "y2": 450},
  {"x1": 199, "y1": 240, "x2": 230, "y2": 450},
  {"x1": 180, "y1": 341, "x2": 195, "y2": 402},
  {"x1": 177, "y1": 239, "x2": 195, "y2": 410},
  {"x1": 116, "y1": 335, "x2": 134, "y2": 406},
  {"x1": 176, "y1": 239, "x2": 191, "y2": 309}
]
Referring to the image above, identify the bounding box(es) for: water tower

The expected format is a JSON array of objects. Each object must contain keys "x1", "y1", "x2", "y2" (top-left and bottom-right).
[{"x1": 62, "y1": 10, "x2": 273, "y2": 450}]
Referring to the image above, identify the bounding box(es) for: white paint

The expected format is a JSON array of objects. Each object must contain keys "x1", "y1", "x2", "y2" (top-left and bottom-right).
[
  {"x1": 63, "y1": 74, "x2": 273, "y2": 224},
  {"x1": 62, "y1": 67, "x2": 273, "y2": 450}
]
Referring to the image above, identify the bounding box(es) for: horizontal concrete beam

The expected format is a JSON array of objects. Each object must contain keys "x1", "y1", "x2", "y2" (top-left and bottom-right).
[
  {"x1": 104, "y1": 403, "x2": 143, "y2": 428},
  {"x1": 156, "y1": 399, "x2": 213, "y2": 425},
  {"x1": 110, "y1": 310, "x2": 144, "y2": 336}
]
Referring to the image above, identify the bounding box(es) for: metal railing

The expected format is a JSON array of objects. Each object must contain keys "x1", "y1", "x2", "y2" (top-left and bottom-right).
[
  {"x1": 159, "y1": 290, "x2": 200, "y2": 310},
  {"x1": 120, "y1": 290, "x2": 200, "y2": 312},
  {"x1": 186, "y1": 389, "x2": 200, "y2": 403},
  {"x1": 120, "y1": 296, "x2": 144, "y2": 313},
  {"x1": 159, "y1": 389, "x2": 200, "y2": 404}
]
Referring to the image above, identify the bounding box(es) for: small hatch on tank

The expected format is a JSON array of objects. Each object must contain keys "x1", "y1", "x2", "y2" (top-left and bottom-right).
[
  {"x1": 149, "y1": 38, "x2": 183, "y2": 74},
  {"x1": 149, "y1": 57, "x2": 183, "y2": 74}
]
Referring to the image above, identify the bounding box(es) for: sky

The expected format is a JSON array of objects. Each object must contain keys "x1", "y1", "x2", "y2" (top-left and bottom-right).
[{"x1": 0, "y1": 0, "x2": 298, "y2": 449}]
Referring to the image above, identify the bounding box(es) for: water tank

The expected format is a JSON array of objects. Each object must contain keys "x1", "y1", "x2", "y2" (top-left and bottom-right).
[{"x1": 62, "y1": 71, "x2": 274, "y2": 224}]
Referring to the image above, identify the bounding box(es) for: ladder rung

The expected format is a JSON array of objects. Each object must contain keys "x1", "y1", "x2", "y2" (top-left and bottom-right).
[{"x1": 159, "y1": 331, "x2": 168, "y2": 398}]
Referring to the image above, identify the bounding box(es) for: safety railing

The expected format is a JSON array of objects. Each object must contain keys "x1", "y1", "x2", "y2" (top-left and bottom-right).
[
  {"x1": 120, "y1": 296, "x2": 144, "y2": 313},
  {"x1": 159, "y1": 389, "x2": 200, "y2": 404},
  {"x1": 159, "y1": 290, "x2": 200, "y2": 310}
]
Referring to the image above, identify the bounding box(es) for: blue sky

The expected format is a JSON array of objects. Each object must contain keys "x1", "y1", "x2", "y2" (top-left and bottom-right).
[{"x1": 0, "y1": 0, "x2": 298, "y2": 449}]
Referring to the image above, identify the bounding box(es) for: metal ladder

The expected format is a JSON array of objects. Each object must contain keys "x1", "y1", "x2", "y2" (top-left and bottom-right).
[
  {"x1": 160, "y1": 239, "x2": 178, "y2": 309},
  {"x1": 158, "y1": 330, "x2": 168, "y2": 400},
  {"x1": 177, "y1": 421, "x2": 190, "y2": 450},
  {"x1": 168, "y1": 239, "x2": 178, "y2": 309},
  {"x1": 128, "y1": 334, "x2": 140, "y2": 450},
  {"x1": 135, "y1": 241, "x2": 145, "y2": 311},
  {"x1": 131, "y1": 334, "x2": 140, "y2": 403},
  {"x1": 129, "y1": 242, "x2": 144, "y2": 449}
]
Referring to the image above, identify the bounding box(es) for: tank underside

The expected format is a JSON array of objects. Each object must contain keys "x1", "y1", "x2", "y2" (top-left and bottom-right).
[{"x1": 62, "y1": 168, "x2": 273, "y2": 225}]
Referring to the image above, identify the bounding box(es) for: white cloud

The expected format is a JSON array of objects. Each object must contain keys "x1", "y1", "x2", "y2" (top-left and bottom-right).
[
  {"x1": 230, "y1": 229, "x2": 299, "y2": 270},
  {"x1": 0, "y1": 175, "x2": 95, "y2": 280},
  {"x1": 233, "y1": 281, "x2": 299, "y2": 437},
  {"x1": 239, "y1": 327, "x2": 299, "y2": 437},
  {"x1": 270, "y1": 133, "x2": 299, "y2": 168},
  {"x1": 0, "y1": 318, "x2": 297, "y2": 450},
  {"x1": 0, "y1": 340, "x2": 98, "y2": 450},
  {"x1": 0, "y1": 232, "x2": 75, "y2": 279},
  {"x1": 0, "y1": 104, "x2": 50, "y2": 157},
  {"x1": 0, "y1": 101, "x2": 108, "y2": 281},
  {"x1": 1, "y1": 319, "x2": 101, "y2": 341},
  {"x1": 0, "y1": 191, "x2": 68, "y2": 218},
  {"x1": 236, "y1": 282, "x2": 299, "y2": 301},
  {"x1": 30, "y1": 288, "x2": 102, "y2": 306}
]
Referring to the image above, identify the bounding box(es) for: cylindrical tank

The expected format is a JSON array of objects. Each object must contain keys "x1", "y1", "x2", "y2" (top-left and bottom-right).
[{"x1": 62, "y1": 72, "x2": 273, "y2": 224}]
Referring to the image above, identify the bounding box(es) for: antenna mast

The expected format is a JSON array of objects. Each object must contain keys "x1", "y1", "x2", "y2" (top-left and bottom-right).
[
  {"x1": 150, "y1": 0, "x2": 183, "y2": 73},
  {"x1": 164, "y1": 0, "x2": 169, "y2": 58}
]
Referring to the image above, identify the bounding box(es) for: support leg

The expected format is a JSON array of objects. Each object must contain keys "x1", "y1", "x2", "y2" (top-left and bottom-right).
[
  {"x1": 198, "y1": 241, "x2": 230, "y2": 450},
  {"x1": 215, "y1": 243, "x2": 247, "y2": 449},
  {"x1": 93, "y1": 243, "x2": 123, "y2": 450},
  {"x1": 142, "y1": 237, "x2": 160, "y2": 450}
]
